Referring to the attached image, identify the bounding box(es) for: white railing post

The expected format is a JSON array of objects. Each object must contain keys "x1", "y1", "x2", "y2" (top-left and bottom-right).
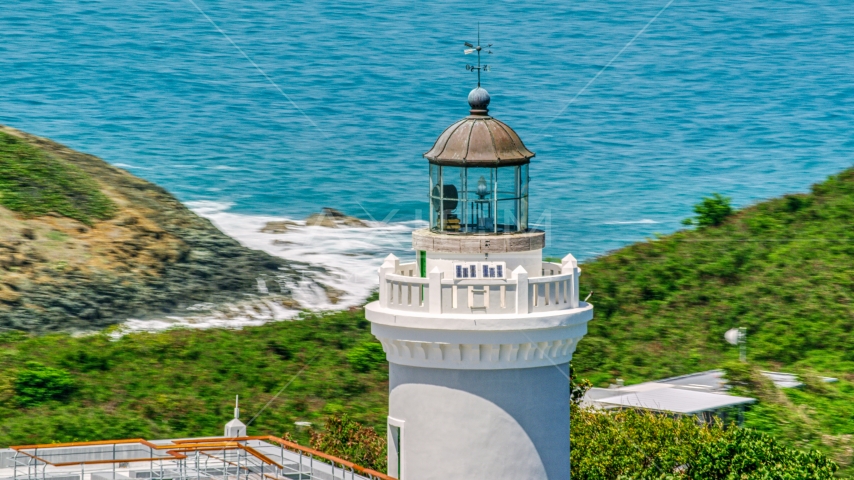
[
  {"x1": 378, "y1": 254, "x2": 399, "y2": 308},
  {"x1": 562, "y1": 254, "x2": 579, "y2": 308},
  {"x1": 428, "y1": 267, "x2": 443, "y2": 314},
  {"x1": 513, "y1": 266, "x2": 529, "y2": 314}
]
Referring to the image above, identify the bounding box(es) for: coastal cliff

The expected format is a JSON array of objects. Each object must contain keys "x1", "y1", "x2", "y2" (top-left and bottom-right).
[{"x1": 0, "y1": 125, "x2": 311, "y2": 332}]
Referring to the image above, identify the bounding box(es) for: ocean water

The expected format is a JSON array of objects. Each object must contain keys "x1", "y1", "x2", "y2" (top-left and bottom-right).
[{"x1": 2, "y1": 0, "x2": 854, "y2": 322}]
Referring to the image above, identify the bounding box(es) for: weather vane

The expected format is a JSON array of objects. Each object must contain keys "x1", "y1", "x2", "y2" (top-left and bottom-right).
[{"x1": 464, "y1": 24, "x2": 492, "y2": 87}]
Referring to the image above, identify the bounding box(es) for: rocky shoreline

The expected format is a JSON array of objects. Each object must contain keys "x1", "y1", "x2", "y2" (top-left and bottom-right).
[{"x1": 0, "y1": 125, "x2": 326, "y2": 332}]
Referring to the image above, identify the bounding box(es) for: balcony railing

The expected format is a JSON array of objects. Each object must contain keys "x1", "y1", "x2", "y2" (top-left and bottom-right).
[{"x1": 378, "y1": 255, "x2": 580, "y2": 316}]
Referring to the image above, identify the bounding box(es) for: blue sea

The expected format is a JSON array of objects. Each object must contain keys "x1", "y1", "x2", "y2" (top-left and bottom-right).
[{"x1": 3, "y1": 0, "x2": 854, "y2": 316}]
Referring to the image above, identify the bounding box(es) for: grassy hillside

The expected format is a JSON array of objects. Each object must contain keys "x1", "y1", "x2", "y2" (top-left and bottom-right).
[
  {"x1": 0, "y1": 132, "x2": 116, "y2": 224},
  {"x1": 574, "y1": 167, "x2": 854, "y2": 470},
  {"x1": 575, "y1": 169, "x2": 854, "y2": 382},
  {"x1": 0, "y1": 307, "x2": 387, "y2": 446}
]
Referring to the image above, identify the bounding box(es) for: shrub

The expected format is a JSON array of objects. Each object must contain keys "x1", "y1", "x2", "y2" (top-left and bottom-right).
[
  {"x1": 309, "y1": 415, "x2": 386, "y2": 472},
  {"x1": 691, "y1": 427, "x2": 837, "y2": 479},
  {"x1": 720, "y1": 360, "x2": 753, "y2": 387},
  {"x1": 571, "y1": 407, "x2": 719, "y2": 479},
  {"x1": 570, "y1": 407, "x2": 837, "y2": 479},
  {"x1": 14, "y1": 362, "x2": 75, "y2": 407},
  {"x1": 682, "y1": 193, "x2": 733, "y2": 227},
  {"x1": 347, "y1": 342, "x2": 386, "y2": 373},
  {"x1": 570, "y1": 362, "x2": 592, "y2": 406}
]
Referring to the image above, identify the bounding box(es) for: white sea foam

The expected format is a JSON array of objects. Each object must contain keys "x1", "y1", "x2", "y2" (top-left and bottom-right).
[
  {"x1": 112, "y1": 163, "x2": 152, "y2": 170},
  {"x1": 116, "y1": 201, "x2": 422, "y2": 334}
]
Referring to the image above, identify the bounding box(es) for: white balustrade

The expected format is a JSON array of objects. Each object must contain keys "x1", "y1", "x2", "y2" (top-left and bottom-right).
[
  {"x1": 439, "y1": 278, "x2": 519, "y2": 315},
  {"x1": 396, "y1": 262, "x2": 419, "y2": 277},
  {"x1": 529, "y1": 274, "x2": 575, "y2": 311},
  {"x1": 384, "y1": 272, "x2": 429, "y2": 312},
  {"x1": 378, "y1": 254, "x2": 581, "y2": 316}
]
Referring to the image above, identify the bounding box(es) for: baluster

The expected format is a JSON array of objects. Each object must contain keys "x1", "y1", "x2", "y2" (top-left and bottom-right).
[
  {"x1": 540, "y1": 282, "x2": 548, "y2": 308},
  {"x1": 548, "y1": 282, "x2": 557, "y2": 305},
  {"x1": 564, "y1": 280, "x2": 569, "y2": 304},
  {"x1": 484, "y1": 285, "x2": 490, "y2": 309}
]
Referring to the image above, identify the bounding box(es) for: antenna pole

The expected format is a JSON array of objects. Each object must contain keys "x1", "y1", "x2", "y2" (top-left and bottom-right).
[{"x1": 477, "y1": 23, "x2": 481, "y2": 87}]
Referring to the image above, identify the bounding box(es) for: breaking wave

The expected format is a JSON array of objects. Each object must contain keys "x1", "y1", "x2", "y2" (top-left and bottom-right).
[{"x1": 117, "y1": 201, "x2": 422, "y2": 334}]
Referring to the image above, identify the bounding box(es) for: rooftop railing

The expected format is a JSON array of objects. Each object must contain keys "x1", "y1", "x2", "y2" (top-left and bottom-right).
[
  {"x1": 3, "y1": 436, "x2": 394, "y2": 480},
  {"x1": 378, "y1": 254, "x2": 580, "y2": 316}
]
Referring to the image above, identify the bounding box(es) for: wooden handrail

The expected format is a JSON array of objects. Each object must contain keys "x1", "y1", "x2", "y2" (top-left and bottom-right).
[
  {"x1": 12, "y1": 439, "x2": 182, "y2": 467},
  {"x1": 152, "y1": 442, "x2": 242, "y2": 450},
  {"x1": 239, "y1": 444, "x2": 283, "y2": 470},
  {"x1": 253, "y1": 436, "x2": 398, "y2": 480},
  {"x1": 12, "y1": 438, "x2": 150, "y2": 450}
]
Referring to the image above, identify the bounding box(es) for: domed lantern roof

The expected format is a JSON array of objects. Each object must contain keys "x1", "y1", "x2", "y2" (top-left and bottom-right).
[
  {"x1": 425, "y1": 87, "x2": 535, "y2": 235},
  {"x1": 424, "y1": 88, "x2": 535, "y2": 166}
]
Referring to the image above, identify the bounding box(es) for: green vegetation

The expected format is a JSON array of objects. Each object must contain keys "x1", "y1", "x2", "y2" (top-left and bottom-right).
[
  {"x1": 308, "y1": 415, "x2": 386, "y2": 472},
  {"x1": 347, "y1": 342, "x2": 386, "y2": 373},
  {"x1": 0, "y1": 131, "x2": 115, "y2": 224},
  {"x1": 0, "y1": 309, "x2": 387, "y2": 447},
  {"x1": 571, "y1": 407, "x2": 836, "y2": 479},
  {"x1": 576, "y1": 170, "x2": 854, "y2": 382},
  {"x1": 45, "y1": 230, "x2": 69, "y2": 242},
  {"x1": 575, "y1": 168, "x2": 854, "y2": 471},
  {"x1": 547, "y1": 170, "x2": 854, "y2": 473},
  {"x1": 13, "y1": 362, "x2": 75, "y2": 407},
  {"x1": 682, "y1": 192, "x2": 734, "y2": 226},
  {"x1": 720, "y1": 361, "x2": 854, "y2": 475}
]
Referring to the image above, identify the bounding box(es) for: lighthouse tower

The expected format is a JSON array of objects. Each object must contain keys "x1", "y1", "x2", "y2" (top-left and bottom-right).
[{"x1": 365, "y1": 85, "x2": 593, "y2": 480}]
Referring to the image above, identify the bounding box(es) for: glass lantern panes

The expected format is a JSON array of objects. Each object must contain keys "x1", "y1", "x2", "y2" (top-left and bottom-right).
[{"x1": 430, "y1": 164, "x2": 529, "y2": 234}]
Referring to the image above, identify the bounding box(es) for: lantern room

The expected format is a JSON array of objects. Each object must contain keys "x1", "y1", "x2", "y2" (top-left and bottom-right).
[{"x1": 424, "y1": 87, "x2": 535, "y2": 234}]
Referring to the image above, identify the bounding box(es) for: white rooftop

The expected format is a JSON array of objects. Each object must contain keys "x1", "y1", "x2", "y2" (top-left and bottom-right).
[
  {"x1": 582, "y1": 370, "x2": 756, "y2": 415},
  {"x1": 590, "y1": 386, "x2": 755, "y2": 414}
]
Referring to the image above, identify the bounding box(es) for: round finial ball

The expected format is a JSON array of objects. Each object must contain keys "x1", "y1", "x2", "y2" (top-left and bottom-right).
[{"x1": 468, "y1": 87, "x2": 491, "y2": 111}]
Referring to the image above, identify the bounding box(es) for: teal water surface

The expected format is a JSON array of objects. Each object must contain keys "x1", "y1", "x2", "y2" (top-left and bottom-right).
[{"x1": 2, "y1": 0, "x2": 854, "y2": 260}]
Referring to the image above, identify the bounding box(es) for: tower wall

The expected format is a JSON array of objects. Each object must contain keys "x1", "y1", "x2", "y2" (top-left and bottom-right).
[{"x1": 387, "y1": 364, "x2": 570, "y2": 480}]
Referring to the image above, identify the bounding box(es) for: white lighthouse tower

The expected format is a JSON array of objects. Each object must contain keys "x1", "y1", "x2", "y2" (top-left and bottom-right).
[{"x1": 365, "y1": 83, "x2": 593, "y2": 479}]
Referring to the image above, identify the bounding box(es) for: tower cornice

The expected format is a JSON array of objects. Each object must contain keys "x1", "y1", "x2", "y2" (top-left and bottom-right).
[
  {"x1": 367, "y1": 297, "x2": 591, "y2": 370},
  {"x1": 412, "y1": 228, "x2": 545, "y2": 253}
]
